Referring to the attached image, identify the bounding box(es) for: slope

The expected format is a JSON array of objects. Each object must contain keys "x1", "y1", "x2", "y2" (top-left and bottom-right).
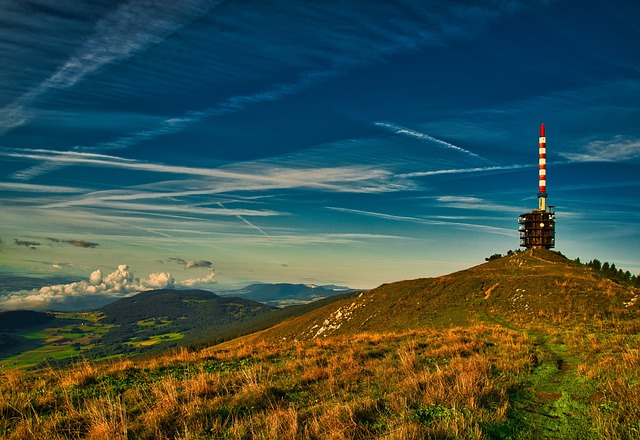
[
  {"x1": 2, "y1": 250, "x2": 639, "y2": 439},
  {"x1": 248, "y1": 249, "x2": 639, "y2": 342}
]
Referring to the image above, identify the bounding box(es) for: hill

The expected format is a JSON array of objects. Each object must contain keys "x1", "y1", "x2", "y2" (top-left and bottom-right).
[
  {"x1": 87, "y1": 289, "x2": 277, "y2": 357},
  {"x1": 247, "y1": 249, "x2": 638, "y2": 342},
  {"x1": 0, "y1": 310, "x2": 54, "y2": 330},
  {"x1": 1, "y1": 249, "x2": 639, "y2": 439}
]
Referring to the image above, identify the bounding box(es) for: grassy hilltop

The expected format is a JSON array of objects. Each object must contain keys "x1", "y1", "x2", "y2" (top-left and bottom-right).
[{"x1": 1, "y1": 249, "x2": 639, "y2": 439}]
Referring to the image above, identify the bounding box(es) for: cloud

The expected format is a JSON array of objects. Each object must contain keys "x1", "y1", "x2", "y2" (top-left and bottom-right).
[
  {"x1": 47, "y1": 238, "x2": 99, "y2": 248},
  {"x1": 0, "y1": 182, "x2": 85, "y2": 193},
  {"x1": 327, "y1": 206, "x2": 514, "y2": 237},
  {"x1": 5, "y1": 1, "x2": 530, "y2": 180},
  {"x1": 3, "y1": 148, "x2": 406, "y2": 200},
  {"x1": 14, "y1": 239, "x2": 40, "y2": 248},
  {"x1": 436, "y1": 196, "x2": 519, "y2": 213},
  {"x1": 166, "y1": 257, "x2": 216, "y2": 287},
  {"x1": 168, "y1": 257, "x2": 213, "y2": 269},
  {"x1": 560, "y1": 136, "x2": 640, "y2": 163},
  {"x1": 0, "y1": 0, "x2": 223, "y2": 134},
  {"x1": 399, "y1": 164, "x2": 529, "y2": 178},
  {"x1": 375, "y1": 121, "x2": 482, "y2": 158},
  {"x1": 0, "y1": 264, "x2": 175, "y2": 311},
  {"x1": 181, "y1": 269, "x2": 216, "y2": 287}
]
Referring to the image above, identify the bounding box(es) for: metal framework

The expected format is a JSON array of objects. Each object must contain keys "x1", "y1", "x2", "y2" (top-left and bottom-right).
[{"x1": 519, "y1": 209, "x2": 555, "y2": 249}]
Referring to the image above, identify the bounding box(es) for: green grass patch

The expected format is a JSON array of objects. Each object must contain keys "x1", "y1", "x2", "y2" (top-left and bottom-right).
[{"x1": 126, "y1": 332, "x2": 184, "y2": 347}]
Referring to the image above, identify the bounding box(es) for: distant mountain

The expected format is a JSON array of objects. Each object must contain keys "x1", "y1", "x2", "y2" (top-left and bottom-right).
[
  {"x1": 227, "y1": 283, "x2": 354, "y2": 305},
  {"x1": 244, "y1": 249, "x2": 640, "y2": 342}
]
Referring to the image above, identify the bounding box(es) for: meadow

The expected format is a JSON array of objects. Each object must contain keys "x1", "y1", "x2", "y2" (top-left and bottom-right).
[
  {"x1": 0, "y1": 312, "x2": 112, "y2": 370},
  {"x1": 1, "y1": 316, "x2": 639, "y2": 439}
]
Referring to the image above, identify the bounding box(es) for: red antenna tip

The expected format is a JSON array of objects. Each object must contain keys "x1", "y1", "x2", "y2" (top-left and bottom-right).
[{"x1": 540, "y1": 123, "x2": 545, "y2": 137}]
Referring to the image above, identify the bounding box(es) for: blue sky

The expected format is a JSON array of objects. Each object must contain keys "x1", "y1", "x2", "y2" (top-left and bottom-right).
[{"x1": 1, "y1": 0, "x2": 639, "y2": 310}]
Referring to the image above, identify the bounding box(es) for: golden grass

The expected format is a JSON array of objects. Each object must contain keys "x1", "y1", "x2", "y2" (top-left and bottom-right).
[
  {"x1": 1, "y1": 320, "x2": 639, "y2": 439},
  {"x1": 0, "y1": 324, "x2": 533, "y2": 439}
]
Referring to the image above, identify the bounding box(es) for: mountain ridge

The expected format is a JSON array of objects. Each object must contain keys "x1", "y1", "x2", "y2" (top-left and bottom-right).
[{"x1": 233, "y1": 249, "x2": 639, "y2": 344}]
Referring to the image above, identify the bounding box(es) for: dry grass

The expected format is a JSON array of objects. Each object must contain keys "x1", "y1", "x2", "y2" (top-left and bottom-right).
[
  {"x1": 2, "y1": 317, "x2": 639, "y2": 439},
  {"x1": 1, "y1": 324, "x2": 536, "y2": 439}
]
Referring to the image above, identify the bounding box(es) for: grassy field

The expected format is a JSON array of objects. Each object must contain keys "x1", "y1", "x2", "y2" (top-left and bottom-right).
[
  {"x1": 1, "y1": 315, "x2": 639, "y2": 439},
  {"x1": 0, "y1": 311, "x2": 113, "y2": 369},
  {"x1": 126, "y1": 332, "x2": 185, "y2": 348}
]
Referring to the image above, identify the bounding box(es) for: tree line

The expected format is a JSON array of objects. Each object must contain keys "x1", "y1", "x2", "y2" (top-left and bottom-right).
[
  {"x1": 485, "y1": 250, "x2": 640, "y2": 288},
  {"x1": 578, "y1": 257, "x2": 640, "y2": 288}
]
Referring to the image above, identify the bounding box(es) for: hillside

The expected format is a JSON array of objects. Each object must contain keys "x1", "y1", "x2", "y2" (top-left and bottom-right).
[
  {"x1": 85, "y1": 289, "x2": 277, "y2": 356},
  {"x1": 0, "y1": 288, "x2": 356, "y2": 369},
  {"x1": 0, "y1": 310, "x2": 54, "y2": 330},
  {"x1": 1, "y1": 249, "x2": 639, "y2": 439},
  {"x1": 246, "y1": 249, "x2": 639, "y2": 342}
]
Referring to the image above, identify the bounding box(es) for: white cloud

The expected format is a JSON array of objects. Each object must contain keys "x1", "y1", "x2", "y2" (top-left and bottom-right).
[
  {"x1": 0, "y1": 264, "x2": 175, "y2": 311},
  {"x1": 3, "y1": 148, "x2": 407, "y2": 198},
  {"x1": 182, "y1": 268, "x2": 216, "y2": 287},
  {"x1": 560, "y1": 136, "x2": 640, "y2": 163},
  {"x1": 0, "y1": 181, "x2": 85, "y2": 193},
  {"x1": 436, "y1": 196, "x2": 518, "y2": 212}
]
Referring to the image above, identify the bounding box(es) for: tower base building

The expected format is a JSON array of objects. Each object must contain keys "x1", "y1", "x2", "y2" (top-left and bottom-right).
[{"x1": 519, "y1": 209, "x2": 555, "y2": 249}]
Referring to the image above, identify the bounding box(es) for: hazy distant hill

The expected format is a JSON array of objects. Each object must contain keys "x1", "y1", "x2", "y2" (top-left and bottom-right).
[
  {"x1": 246, "y1": 249, "x2": 640, "y2": 342},
  {"x1": 229, "y1": 283, "x2": 350, "y2": 305}
]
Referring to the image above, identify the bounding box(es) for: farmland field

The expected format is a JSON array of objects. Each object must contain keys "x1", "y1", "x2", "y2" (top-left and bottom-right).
[{"x1": 0, "y1": 311, "x2": 113, "y2": 369}]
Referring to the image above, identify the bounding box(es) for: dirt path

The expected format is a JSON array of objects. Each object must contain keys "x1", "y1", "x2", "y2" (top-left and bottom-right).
[{"x1": 482, "y1": 309, "x2": 595, "y2": 439}]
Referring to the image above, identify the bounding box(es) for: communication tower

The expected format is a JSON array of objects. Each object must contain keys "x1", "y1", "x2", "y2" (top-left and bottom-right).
[{"x1": 519, "y1": 124, "x2": 555, "y2": 249}]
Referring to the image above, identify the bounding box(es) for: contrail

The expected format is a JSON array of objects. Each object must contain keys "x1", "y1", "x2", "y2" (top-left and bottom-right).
[
  {"x1": 399, "y1": 164, "x2": 529, "y2": 178},
  {"x1": 218, "y1": 202, "x2": 270, "y2": 237},
  {"x1": 375, "y1": 121, "x2": 482, "y2": 158}
]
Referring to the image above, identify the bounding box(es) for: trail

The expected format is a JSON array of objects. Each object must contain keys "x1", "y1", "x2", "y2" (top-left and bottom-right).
[{"x1": 481, "y1": 308, "x2": 595, "y2": 439}]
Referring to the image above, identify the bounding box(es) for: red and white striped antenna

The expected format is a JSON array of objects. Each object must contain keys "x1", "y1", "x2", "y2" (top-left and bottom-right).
[{"x1": 538, "y1": 123, "x2": 547, "y2": 211}]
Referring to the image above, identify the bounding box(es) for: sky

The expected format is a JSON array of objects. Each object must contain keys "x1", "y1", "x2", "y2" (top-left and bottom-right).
[{"x1": 1, "y1": 0, "x2": 639, "y2": 311}]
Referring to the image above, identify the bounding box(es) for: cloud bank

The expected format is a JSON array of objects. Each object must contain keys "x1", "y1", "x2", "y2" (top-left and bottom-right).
[{"x1": 0, "y1": 264, "x2": 176, "y2": 311}]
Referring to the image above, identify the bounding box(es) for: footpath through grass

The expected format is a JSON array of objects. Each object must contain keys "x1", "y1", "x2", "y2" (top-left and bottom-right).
[{"x1": 479, "y1": 306, "x2": 638, "y2": 439}]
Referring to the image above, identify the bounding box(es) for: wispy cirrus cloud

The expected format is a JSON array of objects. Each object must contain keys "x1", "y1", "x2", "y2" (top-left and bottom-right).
[
  {"x1": 0, "y1": 181, "x2": 85, "y2": 193},
  {"x1": 436, "y1": 196, "x2": 520, "y2": 213},
  {"x1": 0, "y1": 0, "x2": 224, "y2": 134},
  {"x1": 327, "y1": 206, "x2": 514, "y2": 236},
  {"x1": 560, "y1": 136, "x2": 640, "y2": 163},
  {"x1": 6, "y1": 1, "x2": 530, "y2": 180},
  {"x1": 4, "y1": 148, "x2": 407, "y2": 196}
]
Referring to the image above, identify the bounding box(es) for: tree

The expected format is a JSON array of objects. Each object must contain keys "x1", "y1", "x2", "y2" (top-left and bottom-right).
[{"x1": 588, "y1": 259, "x2": 602, "y2": 271}]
